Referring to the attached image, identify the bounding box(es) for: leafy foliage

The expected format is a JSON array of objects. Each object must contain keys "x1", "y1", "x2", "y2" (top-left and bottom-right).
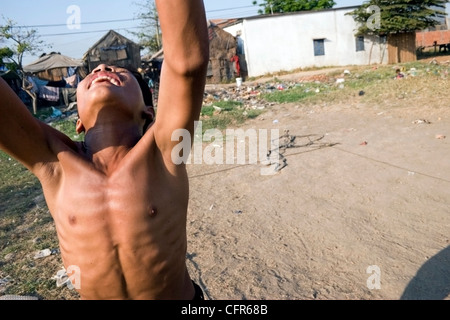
[
  {"x1": 130, "y1": 0, "x2": 162, "y2": 55},
  {"x1": 346, "y1": 0, "x2": 448, "y2": 36},
  {"x1": 253, "y1": 0, "x2": 336, "y2": 15},
  {"x1": 0, "y1": 18, "x2": 47, "y2": 69},
  {"x1": 0, "y1": 47, "x2": 17, "y2": 71}
]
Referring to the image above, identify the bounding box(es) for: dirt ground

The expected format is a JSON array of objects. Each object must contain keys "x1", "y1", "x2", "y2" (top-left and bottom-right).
[
  {"x1": 1, "y1": 58, "x2": 448, "y2": 302},
  {"x1": 185, "y1": 63, "x2": 450, "y2": 300}
]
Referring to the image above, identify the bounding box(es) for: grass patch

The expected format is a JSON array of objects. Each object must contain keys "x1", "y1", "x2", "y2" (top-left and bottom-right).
[
  {"x1": 260, "y1": 61, "x2": 449, "y2": 109},
  {"x1": 200, "y1": 100, "x2": 264, "y2": 133},
  {"x1": 262, "y1": 86, "x2": 317, "y2": 104}
]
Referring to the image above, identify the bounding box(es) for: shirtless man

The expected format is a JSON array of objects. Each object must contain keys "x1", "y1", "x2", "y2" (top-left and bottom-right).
[{"x1": 0, "y1": 0, "x2": 209, "y2": 300}]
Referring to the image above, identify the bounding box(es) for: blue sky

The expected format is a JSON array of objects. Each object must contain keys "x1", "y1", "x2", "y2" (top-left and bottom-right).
[{"x1": 0, "y1": 0, "x2": 442, "y2": 65}]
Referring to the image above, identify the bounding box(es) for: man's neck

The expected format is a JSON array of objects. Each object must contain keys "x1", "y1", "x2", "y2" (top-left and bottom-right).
[{"x1": 82, "y1": 123, "x2": 142, "y2": 175}]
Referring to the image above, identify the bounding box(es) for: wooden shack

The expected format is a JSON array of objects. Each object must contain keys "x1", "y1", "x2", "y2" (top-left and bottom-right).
[
  {"x1": 207, "y1": 21, "x2": 237, "y2": 84},
  {"x1": 83, "y1": 30, "x2": 141, "y2": 72},
  {"x1": 387, "y1": 32, "x2": 417, "y2": 64}
]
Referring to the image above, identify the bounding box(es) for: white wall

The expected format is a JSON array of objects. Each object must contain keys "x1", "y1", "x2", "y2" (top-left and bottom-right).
[
  {"x1": 447, "y1": 2, "x2": 450, "y2": 29},
  {"x1": 225, "y1": 8, "x2": 388, "y2": 78}
]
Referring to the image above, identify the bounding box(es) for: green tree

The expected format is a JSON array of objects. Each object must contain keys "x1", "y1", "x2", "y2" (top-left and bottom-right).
[
  {"x1": 0, "y1": 18, "x2": 48, "y2": 113},
  {"x1": 347, "y1": 0, "x2": 448, "y2": 36},
  {"x1": 253, "y1": 0, "x2": 336, "y2": 15},
  {"x1": 131, "y1": 0, "x2": 162, "y2": 55},
  {"x1": 0, "y1": 18, "x2": 46, "y2": 70},
  {"x1": 0, "y1": 47, "x2": 16, "y2": 72}
]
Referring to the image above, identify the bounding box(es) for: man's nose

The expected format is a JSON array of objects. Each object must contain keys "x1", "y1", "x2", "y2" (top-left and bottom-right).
[{"x1": 92, "y1": 64, "x2": 115, "y2": 74}]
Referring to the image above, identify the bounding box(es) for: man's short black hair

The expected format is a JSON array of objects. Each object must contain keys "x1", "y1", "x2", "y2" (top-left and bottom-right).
[{"x1": 128, "y1": 68, "x2": 154, "y2": 108}]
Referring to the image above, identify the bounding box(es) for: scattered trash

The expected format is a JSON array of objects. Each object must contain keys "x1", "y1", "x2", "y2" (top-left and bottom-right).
[
  {"x1": 33, "y1": 248, "x2": 59, "y2": 259},
  {"x1": 273, "y1": 119, "x2": 279, "y2": 124},
  {"x1": 0, "y1": 277, "x2": 12, "y2": 287},
  {"x1": 360, "y1": 141, "x2": 368, "y2": 146},
  {"x1": 233, "y1": 210, "x2": 243, "y2": 215},
  {"x1": 408, "y1": 68, "x2": 417, "y2": 77},
  {"x1": 412, "y1": 119, "x2": 431, "y2": 124},
  {"x1": 34, "y1": 249, "x2": 52, "y2": 259},
  {"x1": 209, "y1": 204, "x2": 214, "y2": 211},
  {"x1": 0, "y1": 295, "x2": 39, "y2": 300},
  {"x1": 50, "y1": 107, "x2": 63, "y2": 118},
  {"x1": 52, "y1": 267, "x2": 75, "y2": 289},
  {"x1": 436, "y1": 134, "x2": 446, "y2": 140},
  {"x1": 264, "y1": 130, "x2": 337, "y2": 174},
  {"x1": 395, "y1": 68, "x2": 405, "y2": 79},
  {"x1": 359, "y1": 90, "x2": 365, "y2": 96},
  {"x1": 3, "y1": 253, "x2": 14, "y2": 261}
]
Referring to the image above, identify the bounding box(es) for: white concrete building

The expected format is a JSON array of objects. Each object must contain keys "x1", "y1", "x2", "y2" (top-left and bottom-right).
[{"x1": 222, "y1": 6, "x2": 388, "y2": 78}]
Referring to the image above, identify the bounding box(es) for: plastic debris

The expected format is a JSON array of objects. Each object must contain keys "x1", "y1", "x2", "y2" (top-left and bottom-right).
[
  {"x1": 34, "y1": 249, "x2": 52, "y2": 259},
  {"x1": 412, "y1": 119, "x2": 431, "y2": 124},
  {"x1": 51, "y1": 107, "x2": 63, "y2": 118},
  {"x1": 52, "y1": 267, "x2": 75, "y2": 289},
  {"x1": 0, "y1": 295, "x2": 39, "y2": 300}
]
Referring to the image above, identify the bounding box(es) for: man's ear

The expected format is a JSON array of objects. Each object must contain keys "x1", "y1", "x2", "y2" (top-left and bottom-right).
[
  {"x1": 142, "y1": 106, "x2": 156, "y2": 133},
  {"x1": 76, "y1": 119, "x2": 85, "y2": 134},
  {"x1": 143, "y1": 106, "x2": 155, "y2": 121}
]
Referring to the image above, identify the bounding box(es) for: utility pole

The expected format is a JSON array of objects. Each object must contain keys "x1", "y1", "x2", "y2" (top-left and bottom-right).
[{"x1": 153, "y1": 10, "x2": 161, "y2": 50}]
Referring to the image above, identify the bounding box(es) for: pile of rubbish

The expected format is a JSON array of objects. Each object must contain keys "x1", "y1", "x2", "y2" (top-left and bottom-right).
[{"x1": 203, "y1": 75, "x2": 337, "y2": 111}]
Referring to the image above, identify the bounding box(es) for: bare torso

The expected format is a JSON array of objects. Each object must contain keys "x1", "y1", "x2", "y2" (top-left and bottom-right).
[{"x1": 38, "y1": 127, "x2": 194, "y2": 300}]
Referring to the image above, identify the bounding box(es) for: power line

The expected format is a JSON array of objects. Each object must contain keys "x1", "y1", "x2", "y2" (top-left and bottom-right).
[
  {"x1": 207, "y1": 5, "x2": 256, "y2": 13},
  {"x1": 40, "y1": 26, "x2": 142, "y2": 37},
  {"x1": 14, "y1": 18, "x2": 141, "y2": 29},
  {"x1": 9, "y1": 5, "x2": 259, "y2": 29}
]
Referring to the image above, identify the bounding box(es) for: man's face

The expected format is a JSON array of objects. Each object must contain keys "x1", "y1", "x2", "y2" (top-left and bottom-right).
[{"x1": 76, "y1": 64, "x2": 146, "y2": 131}]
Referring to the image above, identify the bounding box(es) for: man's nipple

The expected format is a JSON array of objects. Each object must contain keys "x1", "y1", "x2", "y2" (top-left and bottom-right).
[
  {"x1": 69, "y1": 215, "x2": 77, "y2": 225},
  {"x1": 149, "y1": 206, "x2": 158, "y2": 218}
]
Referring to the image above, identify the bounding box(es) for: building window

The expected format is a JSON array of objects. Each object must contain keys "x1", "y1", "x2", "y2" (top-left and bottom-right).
[
  {"x1": 356, "y1": 36, "x2": 365, "y2": 52},
  {"x1": 313, "y1": 39, "x2": 325, "y2": 56}
]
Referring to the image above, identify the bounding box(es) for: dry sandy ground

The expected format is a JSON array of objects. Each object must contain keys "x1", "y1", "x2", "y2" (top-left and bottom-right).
[{"x1": 185, "y1": 77, "x2": 450, "y2": 300}]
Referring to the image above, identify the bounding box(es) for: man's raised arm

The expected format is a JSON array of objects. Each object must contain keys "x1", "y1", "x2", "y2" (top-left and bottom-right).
[
  {"x1": 152, "y1": 0, "x2": 210, "y2": 156},
  {"x1": 0, "y1": 78, "x2": 61, "y2": 172}
]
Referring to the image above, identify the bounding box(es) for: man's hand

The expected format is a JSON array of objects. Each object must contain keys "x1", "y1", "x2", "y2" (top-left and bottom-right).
[{"x1": 152, "y1": 0, "x2": 210, "y2": 162}]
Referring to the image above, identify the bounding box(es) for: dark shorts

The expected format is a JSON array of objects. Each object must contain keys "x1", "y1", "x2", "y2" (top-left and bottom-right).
[{"x1": 192, "y1": 281, "x2": 205, "y2": 300}]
